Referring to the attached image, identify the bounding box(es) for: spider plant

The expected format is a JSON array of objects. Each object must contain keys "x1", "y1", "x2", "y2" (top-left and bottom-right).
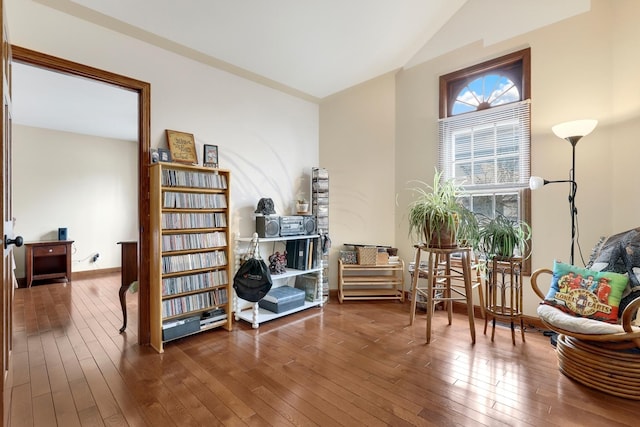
[
  {"x1": 407, "y1": 169, "x2": 478, "y2": 248},
  {"x1": 475, "y1": 212, "x2": 531, "y2": 259}
]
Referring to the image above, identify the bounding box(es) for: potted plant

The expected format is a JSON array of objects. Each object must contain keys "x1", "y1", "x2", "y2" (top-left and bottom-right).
[
  {"x1": 475, "y1": 213, "x2": 531, "y2": 259},
  {"x1": 407, "y1": 169, "x2": 478, "y2": 248},
  {"x1": 296, "y1": 197, "x2": 309, "y2": 214}
]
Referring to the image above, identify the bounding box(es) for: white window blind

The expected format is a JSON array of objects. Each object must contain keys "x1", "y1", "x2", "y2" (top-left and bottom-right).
[{"x1": 438, "y1": 99, "x2": 531, "y2": 190}]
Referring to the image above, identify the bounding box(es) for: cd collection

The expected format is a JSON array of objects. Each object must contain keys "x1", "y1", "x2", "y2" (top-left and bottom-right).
[
  {"x1": 162, "y1": 231, "x2": 227, "y2": 251},
  {"x1": 162, "y1": 288, "x2": 228, "y2": 318},
  {"x1": 162, "y1": 251, "x2": 227, "y2": 274},
  {"x1": 161, "y1": 169, "x2": 228, "y2": 189},
  {"x1": 161, "y1": 212, "x2": 227, "y2": 229},
  {"x1": 162, "y1": 270, "x2": 229, "y2": 296},
  {"x1": 163, "y1": 192, "x2": 227, "y2": 209}
]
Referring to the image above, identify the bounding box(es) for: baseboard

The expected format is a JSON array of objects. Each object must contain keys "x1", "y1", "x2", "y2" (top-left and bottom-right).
[
  {"x1": 16, "y1": 267, "x2": 120, "y2": 288},
  {"x1": 72, "y1": 267, "x2": 120, "y2": 280}
]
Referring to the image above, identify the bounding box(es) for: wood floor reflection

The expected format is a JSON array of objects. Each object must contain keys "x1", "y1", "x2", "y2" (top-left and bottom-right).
[{"x1": 10, "y1": 273, "x2": 639, "y2": 426}]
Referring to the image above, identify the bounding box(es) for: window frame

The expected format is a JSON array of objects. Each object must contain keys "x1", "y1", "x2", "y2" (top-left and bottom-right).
[{"x1": 438, "y1": 48, "x2": 532, "y2": 275}]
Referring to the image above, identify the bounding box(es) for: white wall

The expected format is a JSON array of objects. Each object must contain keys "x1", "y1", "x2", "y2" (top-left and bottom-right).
[
  {"x1": 7, "y1": 0, "x2": 319, "y2": 248},
  {"x1": 319, "y1": 73, "x2": 397, "y2": 288},
  {"x1": 12, "y1": 125, "x2": 138, "y2": 277},
  {"x1": 610, "y1": 1, "x2": 640, "y2": 230},
  {"x1": 395, "y1": 0, "x2": 640, "y2": 315},
  {"x1": 318, "y1": 0, "x2": 640, "y2": 313}
]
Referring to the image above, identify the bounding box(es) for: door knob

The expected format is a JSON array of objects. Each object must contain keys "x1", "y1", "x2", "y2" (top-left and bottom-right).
[{"x1": 4, "y1": 235, "x2": 24, "y2": 249}]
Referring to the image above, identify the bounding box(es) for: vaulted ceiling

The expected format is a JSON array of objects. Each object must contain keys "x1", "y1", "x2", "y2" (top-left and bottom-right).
[
  {"x1": 58, "y1": 0, "x2": 469, "y2": 99},
  {"x1": 12, "y1": 0, "x2": 591, "y2": 139}
]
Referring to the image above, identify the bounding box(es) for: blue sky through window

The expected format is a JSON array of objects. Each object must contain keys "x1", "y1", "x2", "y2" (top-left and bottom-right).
[{"x1": 452, "y1": 74, "x2": 520, "y2": 115}]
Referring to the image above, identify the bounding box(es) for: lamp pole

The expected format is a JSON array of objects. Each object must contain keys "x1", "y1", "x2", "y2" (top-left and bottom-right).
[
  {"x1": 568, "y1": 138, "x2": 579, "y2": 265},
  {"x1": 531, "y1": 119, "x2": 597, "y2": 266},
  {"x1": 551, "y1": 119, "x2": 597, "y2": 265}
]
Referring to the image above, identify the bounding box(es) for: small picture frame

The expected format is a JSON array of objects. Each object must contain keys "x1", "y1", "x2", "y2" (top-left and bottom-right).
[
  {"x1": 150, "y1": 148, "x2": 159, "y2": 163},
  {"x1": 166, "y1": 129, "x2": 197, "y2": 164},
  {"x1": 157, "y1": 148, "x2": 172, "y2": 163},
  {"x1": 203, "y1": 144, "x2": 219, "y2": 168}
]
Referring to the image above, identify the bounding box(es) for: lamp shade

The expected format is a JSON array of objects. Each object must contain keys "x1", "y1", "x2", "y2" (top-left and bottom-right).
[
  {"x1": 552, "y1": 119, "x2": 598, "y2": 139},
  {"x1": 529, "y1": 176, "x2": 545, "y2": 190}
]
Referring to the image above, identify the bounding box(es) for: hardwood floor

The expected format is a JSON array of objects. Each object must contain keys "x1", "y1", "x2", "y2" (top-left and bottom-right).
[{"x1": 9, "y1": 273, "x2": 639, "y2": 426}]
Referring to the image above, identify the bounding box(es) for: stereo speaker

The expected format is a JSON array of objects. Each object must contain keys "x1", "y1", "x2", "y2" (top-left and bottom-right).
[
  {"x1": 256, "y1": 216, "x2": 280, "y2": 238},
  {"x1": 58, "y1": 227, "x2": 68, "y2": 241},
  {"x1": 302, "y1": 216, "x2": 317, "y2": 235}
]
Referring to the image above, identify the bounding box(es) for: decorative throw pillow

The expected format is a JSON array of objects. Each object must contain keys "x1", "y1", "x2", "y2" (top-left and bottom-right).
[{"x1": 543, "y1": 260, "x2": 628, "y2": 323}]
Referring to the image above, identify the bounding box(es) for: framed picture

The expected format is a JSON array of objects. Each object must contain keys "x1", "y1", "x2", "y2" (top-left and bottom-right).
[
  {"x1": 150, "y1": 148, "x2": 159, "y2": 163},
  {"x1": 166, "y1": 129, "x2": 197, "y2": 164},
  {"x1": 157, "y1": 148, "x2": 172, "y2": 163},
  {"x1": 203, "y1": 144, "x2": 219, "y2": 168}
]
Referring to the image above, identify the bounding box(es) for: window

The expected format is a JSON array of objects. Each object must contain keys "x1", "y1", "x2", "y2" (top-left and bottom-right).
[{"x1": 439, "y1": 49, "x2": 532, "y2": 273}]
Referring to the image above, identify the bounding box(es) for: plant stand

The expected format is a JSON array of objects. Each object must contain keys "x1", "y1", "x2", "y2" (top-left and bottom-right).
[
  {"x1": 409, "y1": 245, "x2": 477, "y2": 344},
  {"x1": 484, "y1": 256, "x2": 524, "y2": 345}
]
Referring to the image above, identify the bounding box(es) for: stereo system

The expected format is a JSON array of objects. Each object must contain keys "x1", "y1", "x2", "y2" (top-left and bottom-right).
[
  {"x1": 256, "y1": 216, "x2": 280, "y2": 238},
  {"x1": 256, "y1": 215, "x2": 316, "y2": 238}
]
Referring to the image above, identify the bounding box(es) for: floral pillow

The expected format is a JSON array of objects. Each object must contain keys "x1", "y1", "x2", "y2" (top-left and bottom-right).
[{"x1": 543, "y1": 260, "x2": 628, "y2": 323}]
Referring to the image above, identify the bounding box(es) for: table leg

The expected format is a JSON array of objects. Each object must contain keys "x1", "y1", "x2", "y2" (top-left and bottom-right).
[
  {"x1": 426, "y1": 251, "x2": 436, "y2": 344},
  {"x1": 445, "y1": 255, "x2": 453, "y2": 325},
  {"x1": 409, "y1": 248, "x2": 422, "y2": 325},
  {"x1": 119, "y1": 283, "x2": 131, "y2": 333},
  {"x1": 462, "y1": 251, "x2": 476, "y2": 344}
]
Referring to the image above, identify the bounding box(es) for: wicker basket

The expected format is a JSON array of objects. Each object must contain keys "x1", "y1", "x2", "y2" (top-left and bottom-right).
[
  {"x1": 339, "y1": 250, "x2": 357, "y2": 264},
  {"x1": 376, "y1": 251, "x2": 389, "y2": 265},
  {"x1": 357, "y1": 246, "x2": 377, "y2": 265}
]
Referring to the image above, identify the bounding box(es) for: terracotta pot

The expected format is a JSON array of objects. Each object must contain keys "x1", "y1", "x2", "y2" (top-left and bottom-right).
[{"x1": 424, "y1": 220, "x2": 458, "y2": 248}]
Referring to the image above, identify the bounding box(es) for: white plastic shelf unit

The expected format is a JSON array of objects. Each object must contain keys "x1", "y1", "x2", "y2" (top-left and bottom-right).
[{"x1": 234, "y1": 234, "x2": 323, "y2": 328}]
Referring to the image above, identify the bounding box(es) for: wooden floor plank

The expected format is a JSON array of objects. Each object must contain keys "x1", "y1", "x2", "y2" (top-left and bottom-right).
[
  {"x1": 10, "y1": 273, "x2": 640, "y2": 427},
  {"x1": 77, "y1": 356, "x2": 123, "y2": 422},
  {"x1": 9, "y1": 383, "x2": 33, "y2": 427},
  {"x1": 31, "y1": 393, "x2": 56, "y2": 427},
  {"x1": 77, "y1": 406, "x2": 106, "y2": 427},
  {"x1": 51, "y1": 389, "x2": 82, "y2": 427},
  {"x1": 28, "y1": 362, "x2": 50, "y2": 399},
  {"x1": 68, "y1": 378, "x2": 97, "y2": 414}
]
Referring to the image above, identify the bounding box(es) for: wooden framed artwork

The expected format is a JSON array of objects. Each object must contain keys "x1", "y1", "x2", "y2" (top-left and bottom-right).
[
  {"x1": 203, "y1": 144, "x2": 219, "y2": 168},
  {"x1": 166, "y1": 130, "x2": 197, "y2": 164}
]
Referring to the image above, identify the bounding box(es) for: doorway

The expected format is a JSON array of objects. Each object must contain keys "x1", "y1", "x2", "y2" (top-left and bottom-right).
[{"x1": 11, "y1": 46, "x2": 151, "y2": 345}]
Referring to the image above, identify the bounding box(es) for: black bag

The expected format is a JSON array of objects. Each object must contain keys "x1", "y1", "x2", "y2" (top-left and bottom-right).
[{"x1": 233, "y1": 257, "x2": 273, "y2": 302}]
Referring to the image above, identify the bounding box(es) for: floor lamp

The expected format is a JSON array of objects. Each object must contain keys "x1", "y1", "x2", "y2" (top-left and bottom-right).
[{"x1": 529, "y1": 119, "x2": 598, "y2": 265}]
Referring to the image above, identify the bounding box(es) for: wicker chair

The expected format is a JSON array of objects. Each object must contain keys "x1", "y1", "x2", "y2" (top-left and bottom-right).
[{"x1": 531, "y1": 268, "x2": 640, "y2": 400}]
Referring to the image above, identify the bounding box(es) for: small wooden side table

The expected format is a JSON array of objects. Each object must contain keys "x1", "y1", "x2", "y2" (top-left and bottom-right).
[
  {"x1": 483, "y1": 256, "x2": 524, "y2": 345},
  {"x1": 25, "y1": 240, "x2": 74, "y2": 287},
  {"x1": 409, "y1": 245, "x2": 476, "y2": 344}
]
